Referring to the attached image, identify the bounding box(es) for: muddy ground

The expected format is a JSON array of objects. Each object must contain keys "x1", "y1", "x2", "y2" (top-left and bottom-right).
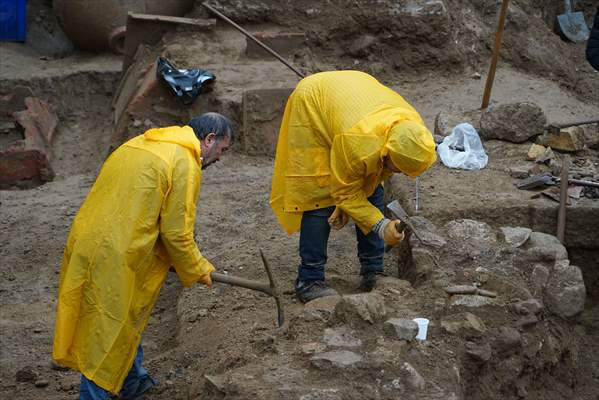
[{"x1": 1, "y1": 1, "x2": 599, "y2": 399}]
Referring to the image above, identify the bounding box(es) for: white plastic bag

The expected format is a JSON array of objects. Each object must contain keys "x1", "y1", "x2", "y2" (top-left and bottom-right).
[{"x1": 437, "y1": 123, "x2": 488, "y2": 170}]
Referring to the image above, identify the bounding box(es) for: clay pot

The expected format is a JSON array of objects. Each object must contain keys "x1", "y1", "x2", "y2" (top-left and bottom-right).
[{"x1": 52, "y1": 0, "x2": 194, "y2": 52}]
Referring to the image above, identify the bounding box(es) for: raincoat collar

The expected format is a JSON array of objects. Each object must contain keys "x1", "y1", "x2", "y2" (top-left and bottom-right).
[{"x1": 143, "y1": 126, "x2": 203, "y2": 167}]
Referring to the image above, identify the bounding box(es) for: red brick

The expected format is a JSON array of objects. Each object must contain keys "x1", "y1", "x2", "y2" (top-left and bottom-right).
[{"x1": 0, "y1": 97, "x2": 57, "y2": 187}]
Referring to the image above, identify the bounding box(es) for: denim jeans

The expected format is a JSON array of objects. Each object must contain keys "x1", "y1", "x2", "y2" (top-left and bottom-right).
[
  {"x1": 297, "y1": 185, "x2": 385, "y2": 283},
  {"x1": 80, "y1": 341, "x2": 149, "y2": 400}
]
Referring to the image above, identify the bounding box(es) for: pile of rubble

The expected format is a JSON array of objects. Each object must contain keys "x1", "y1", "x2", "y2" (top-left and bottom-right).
[{"x1": 173, "y1": 216, "x2": 594, "y2": 400}]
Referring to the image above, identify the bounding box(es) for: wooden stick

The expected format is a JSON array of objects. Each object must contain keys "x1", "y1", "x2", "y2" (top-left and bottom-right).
[
  {"x1": 556, "y1": 155, "x2": 570, "y2": 243},
  {"x1": 481, "y1": 0, "x2": 510, "y2": 109}
]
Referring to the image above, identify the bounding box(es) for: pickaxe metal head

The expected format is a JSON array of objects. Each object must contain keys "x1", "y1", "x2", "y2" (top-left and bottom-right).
[{"x1": 386, "y1": 200, "x2": 424, "y2": 244}]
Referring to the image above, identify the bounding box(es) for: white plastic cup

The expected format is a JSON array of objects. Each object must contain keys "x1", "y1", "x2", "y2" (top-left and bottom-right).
[{"x1": 412, "y1": 318, "x2": 430, "y2": 341}]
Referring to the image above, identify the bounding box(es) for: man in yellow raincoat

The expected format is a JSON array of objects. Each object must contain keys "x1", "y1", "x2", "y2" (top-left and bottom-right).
[
  {"x1": 270, "y1": 71, "x2": 436, "y2": 303},
  {"x1": 52, "y1": 112, "x2": 233, "y2": 399}
]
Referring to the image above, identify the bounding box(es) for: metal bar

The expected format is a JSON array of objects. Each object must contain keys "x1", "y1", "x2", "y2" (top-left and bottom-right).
[
  {"x1": 260, "y1": 249, "x2": 284, "y2": 327},
  {"x1": 549, "y1": 117, "x2": 599, "y2": 129},
  {"x1": 202, "y1": 2, "x2": 305, "y2": 79},
  {"x1": 556, "y1": 155, "x2": 570, "y2": 243},
  {"x1": 481, "y1": 0, "x2": 510, "y2": 109}
]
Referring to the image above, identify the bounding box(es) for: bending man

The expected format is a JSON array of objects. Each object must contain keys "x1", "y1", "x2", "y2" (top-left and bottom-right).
[
  {"x1": 53, "y1": 113, "x2": 233, "y2": 399},
  {"x1": 270, "y1": 71, "x2": 436, "y2": 303}
]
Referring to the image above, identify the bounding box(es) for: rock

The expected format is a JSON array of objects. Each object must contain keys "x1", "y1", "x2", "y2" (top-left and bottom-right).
[
  {"x1": 526, "y1": 143, "x2": 546, "y2": 161},
  {"x1": 516, "y1": 314, "x2": 539, "y2": 327},
  {"x1": 434, "y1": 109, "x2": 483, "y2": 137},
  {"x1": 465, "y1": 341, "x2": 492, "y2": 362},
  {"x1": 530, "y1": 264, "x2": 550, "y2": 295},
  {"x1": 508, "y1": 165, "x2": 530, "y2": 179},
  {"x1": 204, "y1": 374, "x2": 226, "y2": 393},
  {"x1": 34, "y1": 379, "x2": 49, "y2": 388},
  {"x1": 400, "y1": 362, "x2": 425, "y2": 390},
  {"x1": 445, "y1": 220, "x2": 497, "y2": 253},
  {"x1": 311, "y1": 350, "x2": 362, "y2": 369},
  {"x1": 334, "y1": 293, "x2": 386, "y2": 325},
  {"x1": 444, "y1": 285, "x2": 478, "y2": 295},
  {"x1": 535, "y1": 147, "x2": 555, "y2": 164},
  {"x1": 441, "y1": 312, "x2": 487, "y2": 338},
  {"x1": 500, "y1": 226, "x2": 532, "y2": 248},
  {"x1": 323, "y1": 326, "x2": 362, "y2": 348},
  {"x1": 15, "y1": 366, "x2": 37, "y2": 383},
  {"x1": 303, "y1": 295, "x2": 342, "y2": 322},
  {"x1": 410, "y1": 216, "x2": 447, "y2": 248},
  {"x1": 449, "y1": 295, "x2": 496, "y2": 308},
  {"x1": 521, "y1": 232, "x2": 568, "y2": 262},
  {"x1": 544, "y1": 260, "x2": 586, "y2": 318},
  {"x1": 479, "y1": 102, "x2": 547, "y2": 143},
  {"x1": 383, "y1": 318, "x2": 419, "y2": 340},
  {"x1": 510, "y1": 299, "x2": 543, "y2": 315},
  {"x1": 537, "y1": 126, "x2": 585, "y2": 152},
  {"x1": 301, "y1": 342, "x2": 327, "y2": 355},
  {"x1": 492, "y1": 326, "x2": 521, "y2": 354}
]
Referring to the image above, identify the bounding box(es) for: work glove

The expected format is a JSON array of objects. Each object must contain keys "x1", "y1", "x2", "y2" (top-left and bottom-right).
[
  {"x1": 197, "y1": 273, "x2": 212, "y2": 288},
  {"x1": 328, "y1": 206, "x2": 349, "y2": 230},
  {"x1": 382, "y1": 219, "x2": 405, "y2": 246}
]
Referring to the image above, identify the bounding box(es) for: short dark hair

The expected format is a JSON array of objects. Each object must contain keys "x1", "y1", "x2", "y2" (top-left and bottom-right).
[{"x1": 188, "y1": 112, "x2": 234, "y2": 142}]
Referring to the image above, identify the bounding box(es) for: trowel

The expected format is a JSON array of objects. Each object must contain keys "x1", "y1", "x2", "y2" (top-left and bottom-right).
[{"x1": 386, "y1": 200, "x2": 424, "y2": 244}]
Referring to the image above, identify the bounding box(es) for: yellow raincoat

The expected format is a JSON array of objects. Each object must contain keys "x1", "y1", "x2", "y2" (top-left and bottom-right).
[
  {"x1": 53, "y1": 126, "x2": 214, "y2": 393},
  {"x1": 270, "y1": 70, "x2": 436, "y2": 235}
]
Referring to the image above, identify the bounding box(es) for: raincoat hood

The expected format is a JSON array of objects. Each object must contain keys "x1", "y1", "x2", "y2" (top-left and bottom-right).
[
  {"x1": 144, "y1": 125, "x2": 202, "y2": 165},
  {"x1": 384, "y1": 121, "x2": 437, "y2": 178}
]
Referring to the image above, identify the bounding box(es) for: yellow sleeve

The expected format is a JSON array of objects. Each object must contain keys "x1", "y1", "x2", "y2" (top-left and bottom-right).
[
  {"x1": 329, "y1": 134, "x2": 384, "y2": 234},
  {"x1": 159, "y1": 148, "x2": 214, "y2": 287}
]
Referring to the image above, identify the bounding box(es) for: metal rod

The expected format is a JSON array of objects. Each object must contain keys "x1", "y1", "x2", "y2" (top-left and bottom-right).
[
  {"x1": 202, "y1": 2, "x2": 305, "y2": 79},
  {"x1": 260, "y1": 249, "x2": 284, "y2": 327},
  {"x1": 481, "y1": 0, "x2": 510, "y2": 109},
  {"x1": 556, "y1": 155, "x2": 569, "y2": 243}
]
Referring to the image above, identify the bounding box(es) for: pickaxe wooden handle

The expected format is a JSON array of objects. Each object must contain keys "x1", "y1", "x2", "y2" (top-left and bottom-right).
[{"x1": 210, "y1": 249, "x2": 284, "y2": 327}]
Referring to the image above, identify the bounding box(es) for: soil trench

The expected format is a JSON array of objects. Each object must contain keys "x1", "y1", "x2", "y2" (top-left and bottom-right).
[{"x1": 1, "y1": 1, "x2": 599, "y2": 399}]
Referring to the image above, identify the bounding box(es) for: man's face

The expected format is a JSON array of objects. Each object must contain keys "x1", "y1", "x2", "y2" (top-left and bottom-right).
[
  {"x1": 384, "y1": 156, "x2": 402, "y2": 173},
  {"x1": 201, "y1": 133, "x2": 231, "y2": 169}
]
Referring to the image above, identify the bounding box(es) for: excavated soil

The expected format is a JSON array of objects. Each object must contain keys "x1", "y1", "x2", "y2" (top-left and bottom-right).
[{"x1": 1, "y1": 1, "x2": 598, "y2": 399}]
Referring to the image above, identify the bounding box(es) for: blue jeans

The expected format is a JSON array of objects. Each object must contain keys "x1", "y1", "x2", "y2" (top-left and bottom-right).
[
  {"x1": 297, "y1": 185, "x2": 385, "y2": 283},
  {"x1": 80, "y1": 342, "x2": 149, "y2": 400}
]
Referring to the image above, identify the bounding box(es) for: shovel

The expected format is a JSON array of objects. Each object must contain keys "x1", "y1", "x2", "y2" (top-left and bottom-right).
[{"x1": 557, "y1": 0, "x2": 590, "y2": 43}]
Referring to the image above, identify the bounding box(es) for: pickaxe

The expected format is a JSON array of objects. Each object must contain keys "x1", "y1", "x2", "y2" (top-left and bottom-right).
[{"x1": 210, "y1": 249, "x2": 284, "y2": 327}]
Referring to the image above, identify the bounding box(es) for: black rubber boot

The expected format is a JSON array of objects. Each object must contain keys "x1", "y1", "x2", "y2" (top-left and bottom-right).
[{"x1": 295, "y1": 280, "x2": 339, "y2": 303}]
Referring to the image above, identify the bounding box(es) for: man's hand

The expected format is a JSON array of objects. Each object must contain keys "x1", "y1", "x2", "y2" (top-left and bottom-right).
[
  {"x1": 382, "y1": 220, "x2": 405, "y2": 246},
  {"x1": 198, "y1": 273, "x2": 212, "y2": 287},
  {"x1": 328, "y1": 206, "x2": 349, "y2": 230}
]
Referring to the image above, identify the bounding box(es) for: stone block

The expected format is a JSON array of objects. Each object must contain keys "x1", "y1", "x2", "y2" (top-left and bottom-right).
[
  {"x1": 334, "y1": 293, "x2": 387, "y2": 325},
  {"x1": 242, "y1": 88, "x2": 293, "y2": 155},
  {"x1": 383, "y1": 318, "x2": 419, "y2": 340},
  {"x1": 245, "y1": 32, "x2": 306, "y2": 59},
  {"x1": 536, "y1": 126, "x2": 585, "y2": 152},
  {"x1": 500, "y1": 226, "x2": 532, "y2": 248},
  {"x1": 310, "y1": 350, "x2": 362, "y2": 369},
  {"x1": 480, "y1": 102, "x2": 546, "y2": 143},
  {"x1": 544, "y1": 260, "x2": 586, "y2": 318}
]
